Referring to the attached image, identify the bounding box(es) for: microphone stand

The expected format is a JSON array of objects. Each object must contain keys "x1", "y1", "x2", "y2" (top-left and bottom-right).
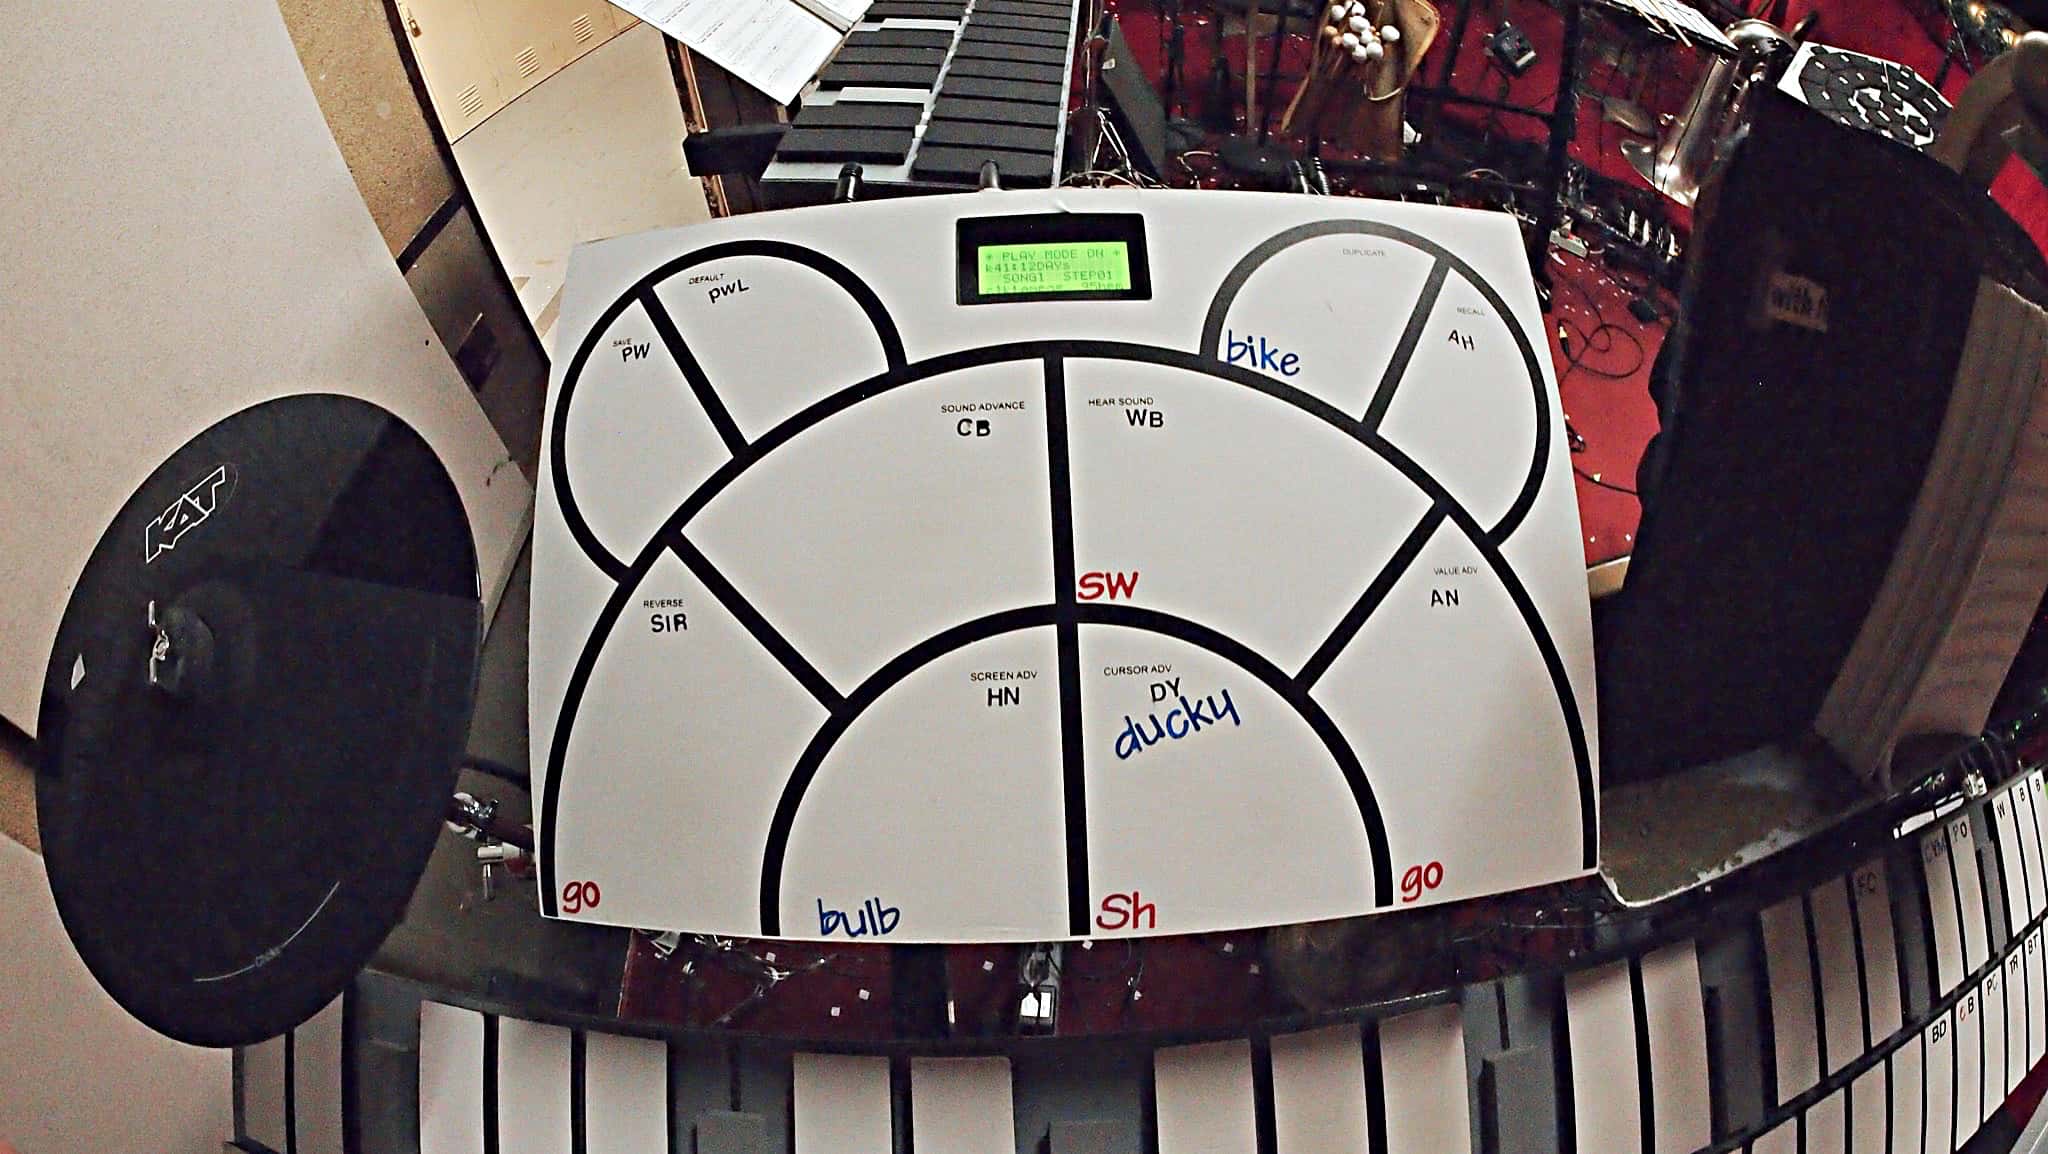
[{"x1": 1218, "y1": 0, "x2": 1296, "y2": 186}]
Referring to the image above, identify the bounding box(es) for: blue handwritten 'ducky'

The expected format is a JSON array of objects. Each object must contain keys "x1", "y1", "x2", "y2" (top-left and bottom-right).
[
  {"x1": 1114, "y1": 688, "x2": 1241, "y2": 760},
  {"x1": 817, "y1": 897, "x2": 900, "y2": 938}
]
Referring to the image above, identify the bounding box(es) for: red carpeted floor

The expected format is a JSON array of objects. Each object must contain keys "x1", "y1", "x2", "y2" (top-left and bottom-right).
[{"x1": 1106, "y1": 0, "x2": 2048, "y2": 566}]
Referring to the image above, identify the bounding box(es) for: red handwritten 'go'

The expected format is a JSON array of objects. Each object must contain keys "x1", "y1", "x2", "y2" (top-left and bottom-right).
[
  {"x1": 561, "y1": 880, "x2": 602, "y2": 914},
  {"x1": 1399, "y1": 861, "x2": 1445, "y2": 904}
]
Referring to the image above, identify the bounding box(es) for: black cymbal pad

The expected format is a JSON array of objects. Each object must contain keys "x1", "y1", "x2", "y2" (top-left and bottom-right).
[{"x1": 36, "y1": 393, "x2": 481, "y2": 1047}]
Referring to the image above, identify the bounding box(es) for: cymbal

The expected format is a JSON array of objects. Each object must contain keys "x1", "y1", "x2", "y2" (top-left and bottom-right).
[{"x1": 36, "y1": 394, "x2": 482, "y2": 1047}]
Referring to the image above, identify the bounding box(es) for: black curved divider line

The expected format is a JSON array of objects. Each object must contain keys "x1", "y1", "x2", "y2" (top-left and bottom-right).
[
  {"x1": 547, "y1": 239, "x2": 907, "y2": 581},
  {"x1": 538, "y1": 338, "x2": 1597, "y2": 919},
  {"x1": 754, "y1": 602, "x2": 1396, "y2": 936},
  {"x1": 536, "y1": 535, "x2": 658, "y2": 916},
  {"x1": 1196, "y1": 219, "x2": 1553, "y2": 544}
]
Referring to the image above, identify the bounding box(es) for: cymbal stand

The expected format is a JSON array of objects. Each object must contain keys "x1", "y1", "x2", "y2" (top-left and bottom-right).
[{"x1": 447, "y1": 791, "x2": 535, "y2": 900}]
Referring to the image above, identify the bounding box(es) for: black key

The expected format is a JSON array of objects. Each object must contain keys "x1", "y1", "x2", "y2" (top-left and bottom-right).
[
  {"x1": 947, "y1": 55, "x2": 1064, "y2": 82},
  {"x1": 951, "y1": 40, "x2": 1071, "y2": 67},
  {"x1": 913, "y1": 145, "x2": 1055, "y2": 185},
  {"x1": 791, "y1": 102, "x2": 924, "y2": 130},
  {"x1": 829, "y1": 45, "x2": 948, "y2": 67},
  {"x1": 932, "y1": 96, "x2": 1064, "y2": 127},
  {"x1": 776, "y1": 127, "x2": 915, "y2": 163},
  {"x1": 817, "y1": 62, "x2": 943, "y2": 88},
  {"x1": 970, "y1": 11, "x2": 1072, "y2": 32},
  {"x1": 940, "y1": 75, "x2": 1065, "y2": 104},
  {"x1": 975, "y1": 0, "x2": 1078, "y2": 14},
  {"x1": 866, "y1": 0, "x2": 968, "y2": 16},
  {"x1": 922, "y1": 120, "x2": 1056, "y2": 153},
  {"x1": 845, "y1": 28, "x2": 955, "y2": 49},
  {"x1": 961, "y1": 25, "x2": 1071, "y2": 49}
]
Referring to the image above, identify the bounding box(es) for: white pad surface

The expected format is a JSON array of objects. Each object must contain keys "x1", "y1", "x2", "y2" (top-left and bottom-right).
[
  {"x1": 294, "y1": 996, "x2": 346, "y2": 1154},
  {"x1": 1154, "y1": 1040, "x2": 1258, "y2": 1154},
  {"x1": 533, "y1": 191, "x2": 1598, "y2": 941},
  {"x1": 1811, "y1": 877, "x2": 1867, "y2": 1073},
  {"x1": 1639, "y1": 942, "x2": 1711, "y2": 1154},
  {"x1": 1852, "y1": 860, "x2": 1906, "y2": 1042},
  {"x1": 1378, "y1": 1003, "x2": 1470, "y2": 1154},
  {"x1": 793, "y1": 1052, "x2": 893, "y2": 1154},
  {"x1": 585, "y1": 1032, "x2": 670, "y2": 1154},
  {"x1": 419, "y1": 1003, "x2": 486, "y2": 1154},
  {"x1": 1760, "y1": 896, "x2": 1822, "y2": 1102},
  {"x1": 910, "y1": 1056, "x2": 1015, "y2": 1154},
  {"x1": 1565, "y1": 961, "x2": 1640, "y2": 1152},
  {"x1": 497, "y1": 1019, "x2": 572, "y2": 1154},
  {"x1": 1270, "y1": 1024, "x2": 1370, "y2": 1154},
  {"x1": 1922, "y1": 829, "x2": 1969, "y2": 995}
]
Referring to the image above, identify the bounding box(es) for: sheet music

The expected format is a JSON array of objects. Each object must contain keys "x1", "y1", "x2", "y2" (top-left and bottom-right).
[
  {"x1": 615, "y1": 0, "x2": 842, "y2": 105},
  {"x1": 1597, "y1": 0, "x2": 1733, "y2": 52}
]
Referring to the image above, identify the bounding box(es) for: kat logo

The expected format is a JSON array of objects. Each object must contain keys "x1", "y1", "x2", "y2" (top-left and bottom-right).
[
  {"x1": 1764, "y1": 271, "x2": 1830, "y2": 333},
  {"x1": 144, "y1": 464, "x2": 235, "y2": 564}
]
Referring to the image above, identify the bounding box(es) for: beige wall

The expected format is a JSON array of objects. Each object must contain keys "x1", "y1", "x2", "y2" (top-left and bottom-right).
[
  {"x1": 0, "y1": 731, "x2": 31, "y2": 853},
  {"x1": 0, "y1": 835, "x2": 232, "y2": 1153},
  {"x1": 0, "y1": 0, "x2": 533, "y2": 737},
  {"x1": 277, "y1": 0, "x2": 458, "y2": 257}
]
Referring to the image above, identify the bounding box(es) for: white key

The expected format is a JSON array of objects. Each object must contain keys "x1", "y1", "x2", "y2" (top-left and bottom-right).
[
  {"x1": 420, "y1": 1003, "x2": 486, "y2": 1154},
  {"x1": 1854, "y1": 861, "x2": 1906, "y2": 1042},
  {"x1": 1891, "y1": 1033, "x2": 1924, "y2": 1154},
  {"x1": 1640, "y1": 943, "x2": 1711, "y2": 1154},
  {"x1": 2003, "y1": 949, "x2": 2029, "y2": 1095},
  {"x1": 497, "y1": 1019, "x2": 572, "y2": 1154},
  {"x1": 1954, "y1": 987, "x2": 1983, "y2": 1148},
  {"x1": 1752, "y1": 1118, "x2": 1798, "y2": 1154},
  {"x1": 1948, "y1": 816, "x2": 1992, "y2": 975},
  {"x1": 1924, "y1": 1011, "x2": 1956, "y2": 1154},
  {"x1": 1922, "y1": 829, "x2": 1969, "y2": 995},
  {"x1": 1379, "y1": 1003, "x2": 1470, "y2": 1154},
  {"x1": 1155, "y1": 1040, "x2": 1256, "y2": 1154},
  {"x1": 793, "y1": 1052, "x2": 893, "y2": 1154},
  {"x1": 1566, "y1": 961, "x2": 1641, "y2": 1151},
  {"x1": 584, "y1": 1032, "x2": 669, "y2": 1154},
  {"x1": 1850, "y1": 1062, "x2": 1888, "y2": 1154},
  {"x1": 2031, "y1": 928, "x2": 2048, "y2": 1066},
  {"x1": 1760, "y1": 896, "x2": 1822, "y2": 1101},
  {"x1": 2019, "y1": 775, "x2": 2048, "y2": 922},
  {"x1": 1991, "y1": 788, "x2": 2032, "y2": 934},
  {"x1": 294, "y1": 996, "x2": 346, "y2": 1154},
  {"x1": 1269, "y1": 1024, "x2": 1369, "y2": 1154},
  {"x1": 1981, "y1": 966, "x2": 2011, "y2": 1116},
  {"x1": 910, "y1": 1057, "x2": 1014, "y2": 1154},
  {"x1": 1812, "y1": 878, "x2": 1868, "y2": 1072},
  {"x1": 241, "y1": 1034, "x2": 289, "y2": 1154},
  {"x1": 1807, "y1": 1087, "x2": 1848, "y2": 1154}
]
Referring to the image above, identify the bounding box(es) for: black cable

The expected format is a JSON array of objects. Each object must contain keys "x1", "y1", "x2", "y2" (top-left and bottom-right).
[
  {"x1": 1575, "y1": 465, "x2": 1641, "y2": 496},
  {"x1": 1570, "y1": 322, "x2": 1647, "y2": 379}
]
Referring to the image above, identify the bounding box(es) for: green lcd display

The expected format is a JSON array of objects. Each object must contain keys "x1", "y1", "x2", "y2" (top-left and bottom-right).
[{"x1": 977, "y1": 241, "x2": 1133, "y2": 297}]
